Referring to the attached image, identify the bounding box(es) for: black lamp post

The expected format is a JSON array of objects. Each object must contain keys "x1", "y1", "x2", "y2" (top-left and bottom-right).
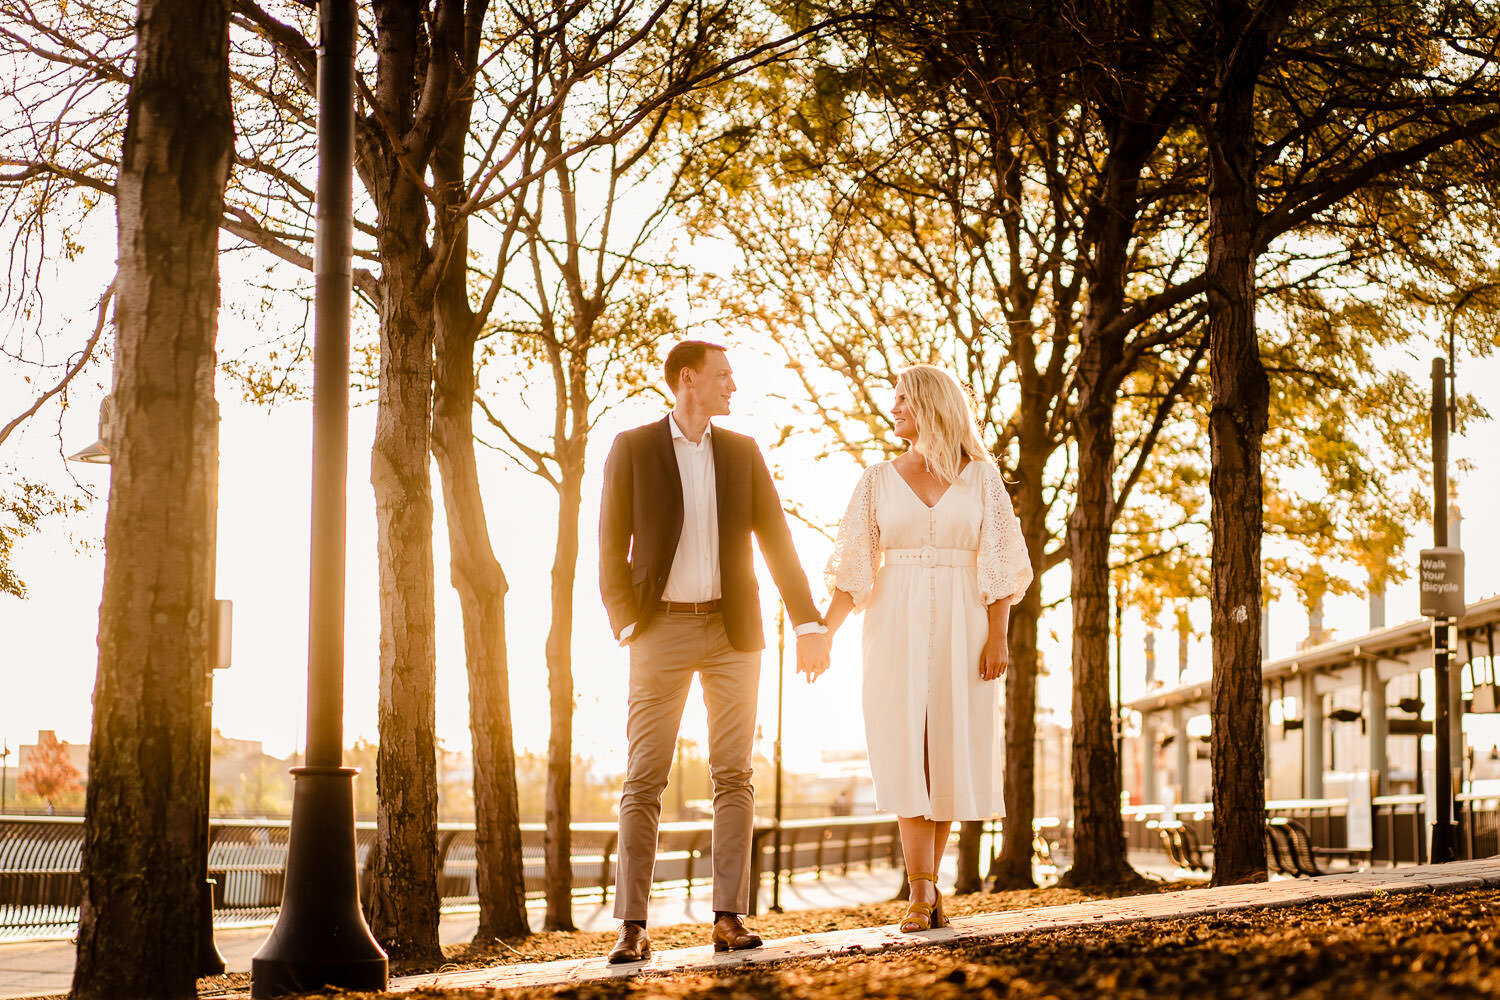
[
  {"x1": 1428, "y1": 356, "x2": 1461, "y2": 863},
  {"x1": 1113, "y1": 580, "x2": 1124, "y2": 789},
  {"x1": 771, "y1": 607, "x2": 785, "y2": 913},
  {"x1": 250, "y1": 1, "x2": 387, "y2": 994}
]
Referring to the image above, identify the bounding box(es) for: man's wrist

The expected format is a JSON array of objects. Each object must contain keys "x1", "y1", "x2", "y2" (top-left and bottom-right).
[{"x1": 793, "y1": 621, "x2": 828, "y2": 637}]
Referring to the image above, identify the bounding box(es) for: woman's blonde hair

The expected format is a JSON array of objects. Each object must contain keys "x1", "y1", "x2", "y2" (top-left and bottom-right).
[{"x1": 897, "y1": 364, "x2": 994, "y2": 485}]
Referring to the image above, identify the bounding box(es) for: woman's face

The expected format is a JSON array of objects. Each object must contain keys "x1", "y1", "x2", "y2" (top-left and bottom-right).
[{"x1": 892, "y1": 381, "x2": 918, "y2": 442}]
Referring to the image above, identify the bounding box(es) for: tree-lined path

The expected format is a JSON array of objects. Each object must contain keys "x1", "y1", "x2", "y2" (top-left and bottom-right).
[{"x1": 3, "y1": 0, "x2": 1500, "y2": 997}]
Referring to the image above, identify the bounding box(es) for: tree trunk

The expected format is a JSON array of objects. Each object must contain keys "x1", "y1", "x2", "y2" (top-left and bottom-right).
[
  {"x1": 954, "y1": 821, "x2": 984, "y2": 893},
  {"x1": 1057, "y1": 44, "x2": 1155, "y2": 882},
  {"x1": 367, "y1": 171, "x2": 442, "y2": 972},
  {"x1": 543, "y1": 457, "x2": 584, "y2": 931},
  {"x1": 994, "y1": 575, "x2": 1043, "y2": 888},
  {"x1": 1206, "y1": 0, "x2": 1282, "y2": 888},
  {"x1": 427, "y1": 0, "x2": 528, "y2": 943},
  {"x1": 993, "y1": 457, "x2": 1048, "y2": 890},
  {"x1": 1058, "y1": 365, "x2": 1139, "y2": 889},
  {"x1": 369, "y1": 242, "x2": 441, "y2": 963},
  {"x1": 362, "y1": 0, "x2": 445, "y2": 965},
  {"x1": 72, "y1": 2, "x2": 232, "y2": 996},
  {"x1": 1059, "y1": 226, "x2": 1142, "y2": 887},
  {"x1": 431, "y1": 321, "x2": 529, "y2": 939}
]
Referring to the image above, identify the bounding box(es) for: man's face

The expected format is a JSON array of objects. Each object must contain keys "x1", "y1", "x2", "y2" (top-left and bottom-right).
[{"x1": 679, "y1": 350, "x2": 735, "y2": 416}]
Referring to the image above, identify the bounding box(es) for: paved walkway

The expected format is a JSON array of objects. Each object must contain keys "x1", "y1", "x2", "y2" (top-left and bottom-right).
[
  {"x1": 0, "y1": 867, "x2": 905, "y2": 1000},
  {"x1": 396, "y1": 859, "x2": 1500, "y2": 993}
]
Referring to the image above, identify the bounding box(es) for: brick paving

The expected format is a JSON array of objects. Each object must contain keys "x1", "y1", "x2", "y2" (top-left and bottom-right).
[{"x1": 393, "y1": 859, "x2": 1500, "y2": 993}]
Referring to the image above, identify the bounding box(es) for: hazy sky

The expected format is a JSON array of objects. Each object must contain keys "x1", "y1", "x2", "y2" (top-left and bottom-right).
[{"x1": 4, "y1": 244, "x2": 1499, "y2": 777}]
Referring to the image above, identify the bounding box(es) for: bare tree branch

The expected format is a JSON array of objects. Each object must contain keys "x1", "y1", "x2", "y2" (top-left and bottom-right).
[{"x1": 0, "y1": 276, "x2": 113, "y2": 449}]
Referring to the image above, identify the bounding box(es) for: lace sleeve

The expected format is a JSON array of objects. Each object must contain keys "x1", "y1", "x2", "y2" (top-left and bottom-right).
[
  {"x1": 825, "y1": 464, "x2": 883, "y2": 611},
  {"x1": 978, "y1": 463, "x2": 1033, "y2": 606}
]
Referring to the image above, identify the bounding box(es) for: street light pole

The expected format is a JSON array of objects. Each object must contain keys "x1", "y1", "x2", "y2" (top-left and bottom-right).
[
  {"x1": 1429, "y1": 356, "x2": 1460, "y2": 863},
  {"x1": 250, "y1": 1, "x2": 387, "y2": 994},
  {"x1": 771, "y1": 607, "x2": 785, "y2": 913},
  {"x1": 1113, "y1": 582, "x2": 1124, "y2": 790},
  {"x1": 198, "y1": 608, "x2": 227, "y2": 975}
]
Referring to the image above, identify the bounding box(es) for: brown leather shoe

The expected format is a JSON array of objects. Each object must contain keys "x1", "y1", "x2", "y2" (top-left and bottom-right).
[
  {"x1": 608, "y1": 922, "x2": 650, "y2": 964},
  {"x1": 711, "y1": 913, "x2": 763, "y2": 952}
]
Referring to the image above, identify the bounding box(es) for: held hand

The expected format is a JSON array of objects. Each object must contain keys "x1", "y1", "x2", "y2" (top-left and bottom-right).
[
  {"x1": 979, "y1": 633, "x2": 1009, "y2": 682},
  {"x1": 796, "y1": 631, "x2": 831, "y2": 682}
]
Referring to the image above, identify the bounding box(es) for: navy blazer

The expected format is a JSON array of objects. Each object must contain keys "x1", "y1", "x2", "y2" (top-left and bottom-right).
[{"x1": 598, "y1": 416, "x2": 820, "y2": 652}]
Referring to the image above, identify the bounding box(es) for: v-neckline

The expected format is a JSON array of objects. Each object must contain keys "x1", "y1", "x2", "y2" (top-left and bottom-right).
[{"x1": 891, "y1": 459, "x2": 968, "y2": 510}]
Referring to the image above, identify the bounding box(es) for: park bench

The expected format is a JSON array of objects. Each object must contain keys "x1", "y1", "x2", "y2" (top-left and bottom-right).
[
  {"x1": 1031, "y1": 832, "x2": 1057, "y2": 872},
  {"x1": 1263, "y1": 821, "x2": 1299, "y2": 876},
  {"x1": 1146, "y1": 820, "x2": 1184, "y2": 868},
  {"x1": 1031, "y1": 818, "x2": 1067, "y2": 872},
  {"x1": 1265, "y1": 817, "x2": 1370, "y2": 876},
  {"x1": 1148, "y1": 818, "x2": 1369, "y2": 880},
  {"x1": 1146, "y1": 820, "x2": 1177, "y2": 866},
  {"x1": 1152, "y1": 820, "x2": 1212, "y2": 874}
]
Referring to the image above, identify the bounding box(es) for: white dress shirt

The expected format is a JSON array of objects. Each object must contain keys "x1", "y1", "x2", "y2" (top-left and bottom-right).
[
  {"x1": 662, "y1": 414, "x2": 720, "y2": 602},
  {"x1": 618, "y1": 413, "x2": 826, "y2": 643}
]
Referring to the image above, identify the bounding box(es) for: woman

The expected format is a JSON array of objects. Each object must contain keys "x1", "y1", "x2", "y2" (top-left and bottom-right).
[{"x1": 823, "y1": 364, "x2": 1032, "y2": 932}]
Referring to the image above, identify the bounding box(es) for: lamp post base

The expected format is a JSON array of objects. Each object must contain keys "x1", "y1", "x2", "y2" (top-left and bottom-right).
[
  {"x1": 1431, "y1": 821, "x2": 1462, "y2": 864},
  {"x1": 198, "y1": 876, "x2": 226, "y2": 977},
  {"x1": 251, "y1": 766, "x2": 386, "y2": 998}
]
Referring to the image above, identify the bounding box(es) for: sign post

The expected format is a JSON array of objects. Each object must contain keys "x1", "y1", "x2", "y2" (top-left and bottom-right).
[
  {"x1": 1425, "y1": 357, "x2": 1462, "y2": 863},
  {"x1": 1419, "y1": 549, "x2": 1464, "y2": 619}
]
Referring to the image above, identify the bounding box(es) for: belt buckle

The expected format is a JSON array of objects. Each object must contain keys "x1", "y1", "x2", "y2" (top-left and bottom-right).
[{"x1": 919, "y1": 545, "x2": 937, "y2": 567}]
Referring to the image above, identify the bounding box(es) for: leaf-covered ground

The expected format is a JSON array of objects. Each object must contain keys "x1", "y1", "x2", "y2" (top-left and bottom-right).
[{"x1": 288, "y1": 885, "x2": 1500, "y2": 999}]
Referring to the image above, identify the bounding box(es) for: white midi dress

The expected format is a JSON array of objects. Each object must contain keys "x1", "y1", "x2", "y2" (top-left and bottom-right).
[{"x1": 827, "y1": 461, "x2": 1033, "y2": 821}]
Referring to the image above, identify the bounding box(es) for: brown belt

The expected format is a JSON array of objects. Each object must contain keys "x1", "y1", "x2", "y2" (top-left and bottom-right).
[{"x1": 659, "y1": 599, "x2": 721, "y2": 614}]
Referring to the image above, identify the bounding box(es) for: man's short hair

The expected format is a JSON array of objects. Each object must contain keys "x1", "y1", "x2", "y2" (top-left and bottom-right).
[{"x1": 663, "y1": 340, "x2": 726, "y2": 392}]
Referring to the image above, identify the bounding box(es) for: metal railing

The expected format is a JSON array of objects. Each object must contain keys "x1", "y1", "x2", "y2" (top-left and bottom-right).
[
  {"x1": 1461, "y1": 790, "x2": 1500, "y2": 860},
  {"x1": 1124, "y1": 795, "x2": 1500, "y2": 870},
  {"x1": 1370, "y1": 794, "x2": 1427, "y2": 866},
  {"x1": 747, "y1": 815, "x2": 902, "y2": 914},
  {"x1": 0, "y1": 813, "x2": 902, "y2": 941},
  {"x1": 17, "y1": 797, "x2": 1488, "y2": 940}
]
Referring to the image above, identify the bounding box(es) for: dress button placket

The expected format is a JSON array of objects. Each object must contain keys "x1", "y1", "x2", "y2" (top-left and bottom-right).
[{"x1": 926, "y1": 510, "x2": 938, "y2": 737}]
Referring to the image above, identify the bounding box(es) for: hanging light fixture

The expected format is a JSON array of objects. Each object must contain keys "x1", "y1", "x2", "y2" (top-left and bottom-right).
[{"x1": 66, "y1": 396, "x2": 112, "y2": 464}]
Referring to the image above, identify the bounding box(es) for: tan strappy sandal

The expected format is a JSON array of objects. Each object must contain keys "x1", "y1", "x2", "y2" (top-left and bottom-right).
[{"x1": 900, "y1": 872, "x2": 949, "y2": 932}]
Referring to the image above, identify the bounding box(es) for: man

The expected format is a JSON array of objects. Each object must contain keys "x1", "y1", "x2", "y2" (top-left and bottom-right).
[{"x1": 598, "y1": 340, "x2": 830, "y2": 963}]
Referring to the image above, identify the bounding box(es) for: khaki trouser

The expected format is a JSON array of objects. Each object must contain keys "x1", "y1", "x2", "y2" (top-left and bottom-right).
[{"x1": 613, "y1": 610, "x2": 760, "y2": 920}]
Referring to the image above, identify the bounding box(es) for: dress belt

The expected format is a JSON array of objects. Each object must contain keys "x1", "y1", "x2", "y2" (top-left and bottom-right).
[
  {"x1": 884, "y1": 547, "x2": 976, "y2": 568},
  {"x1": 659, "y1": 599, "x2": 722, "y2": 614}
]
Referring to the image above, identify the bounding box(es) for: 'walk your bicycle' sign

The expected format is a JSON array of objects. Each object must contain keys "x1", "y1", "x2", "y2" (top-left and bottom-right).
[{"x1": 1419, "y1": 547, "x2": 1465, "y2": 618}]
